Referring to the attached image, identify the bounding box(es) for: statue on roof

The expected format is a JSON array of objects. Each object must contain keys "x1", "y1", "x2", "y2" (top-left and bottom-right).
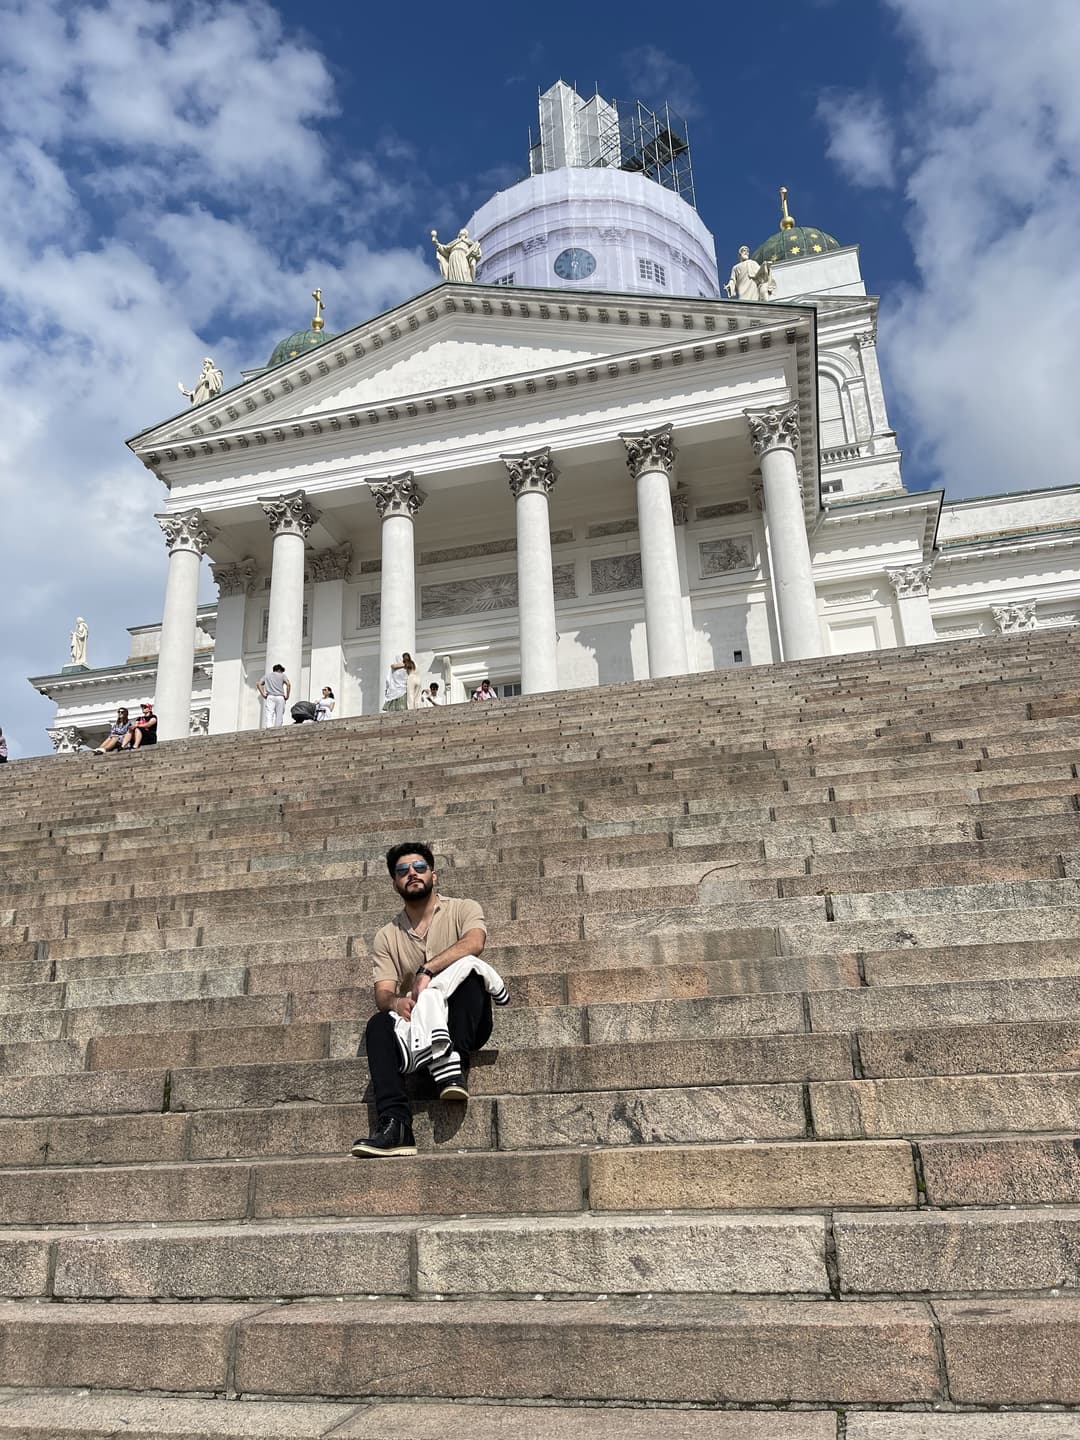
[
  {"x1": 178, "y1": 357, "x2": 223, "y2": 407},
  {"x1": 725, "y1": 246, "x2": 775, "y2": 303},
  {"x1": 431, "y1": 227, "x2": 482, "y2": 283},
  {"x1": 69, "y1": 616, "x2": 88, "y2": 667}
]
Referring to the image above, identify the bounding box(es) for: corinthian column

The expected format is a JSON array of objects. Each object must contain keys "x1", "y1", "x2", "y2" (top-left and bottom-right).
[
  {"x1": 745, "y1": 404, "x2": 822, "y2": 661},
  {"x1": 209, "y1": 558, "x2": 257, "y2": 734},
  {"x1": 620, "y1": 423, "x2": 689, "y2": 678},
  {"x1": 886, "y1": 563, "x2": 936, "y2": 646},
  {"x1": 154, "y1": 508, "x2": 216, "y2": 741},
  {"x1": 503, "y1": 446, "x2": 559, "y2": 694},
  {"x1": 259, "y1": 490, "x2": 320, "y2": 702},
  {"x1": 369, "y1": 473, "x2": 427, "y2": 697}
]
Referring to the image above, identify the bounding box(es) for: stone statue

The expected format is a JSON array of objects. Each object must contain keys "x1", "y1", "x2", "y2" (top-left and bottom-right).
[
  {"x1": 431, "y1": 228, "x2": 481, "y2": 283},
  {"x1": 178, "y1": 357, "x2": 224, "y2": 407},
  {"x1": 725, "y1": 246, "x2": 775, "y2": 303},
  {"x1": 69, "y1": 616, "x2": 89, "y2": 667}
]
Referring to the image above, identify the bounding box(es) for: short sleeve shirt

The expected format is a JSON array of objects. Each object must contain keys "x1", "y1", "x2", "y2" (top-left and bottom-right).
[{"x1": 372, "y1": 895, "x2": 486, "y2": 994}]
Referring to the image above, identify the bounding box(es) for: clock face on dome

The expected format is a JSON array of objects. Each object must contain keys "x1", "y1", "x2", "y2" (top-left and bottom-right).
[{"x1": 554, "y1": 247, "x2": 597, "y2": 281}]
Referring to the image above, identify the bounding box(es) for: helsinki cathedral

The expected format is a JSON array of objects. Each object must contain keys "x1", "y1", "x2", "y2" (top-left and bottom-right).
[{"x1": 33, "y1": 81, "x2": 1080, "y2": 749}]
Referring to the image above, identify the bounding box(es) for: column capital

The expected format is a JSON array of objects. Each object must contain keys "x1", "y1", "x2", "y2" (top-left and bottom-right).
[
  {"x1": 156, "y1": 509, "x2": 216, "y2": 556},
  {"x1": 259, "y1": 489, "x2": 320, "y2": 538},
  {"x1": 503, "y1": 446, "x2": 559, "y2": 498},
  {"x1": 211, "y1": 557, "x2": 258, "y2": 597},
  {"x1": 46, "y1": 726, "x2": 82, "y2": 754},
  {"x1": 306, "y1": 542, "x2": 353, "y2": 583},
  {"x1": 992, "y1": 599, "x2": 1037, "y2": 634},
  {"x1": 744, "y1": 402, "x2": 801, "y2": 458},
  {"x1": 886, "y1": 563, "x2": 934, "y2": 600},
  {"x1": 620, "y1": 423, "x2": 677, "y2": 479},
  {"x1": 368, "y1": 471, "x2": 427, "y2": 519}
]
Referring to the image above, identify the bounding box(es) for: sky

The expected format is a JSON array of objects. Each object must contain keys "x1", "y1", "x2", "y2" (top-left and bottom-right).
[{"x1": 2, "y1": 0, "x2": 1078, "y2": 757}]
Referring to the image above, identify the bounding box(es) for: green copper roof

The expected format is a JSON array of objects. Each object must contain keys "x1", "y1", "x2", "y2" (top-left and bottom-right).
[
  {"x1": 267, "y1": 327, "x2": 335, "y2": 368},
  {"x1": 751, "y1": 225, "x2": 841, "y2": 265}
]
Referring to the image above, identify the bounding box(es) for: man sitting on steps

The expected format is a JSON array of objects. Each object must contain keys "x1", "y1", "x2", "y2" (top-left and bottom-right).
[{"x1": 352, "y1": 841, "x2": 505, "y2": 1158}]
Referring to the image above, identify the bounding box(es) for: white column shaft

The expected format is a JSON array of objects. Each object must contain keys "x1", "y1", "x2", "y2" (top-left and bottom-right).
[
  {"x1": 310, "y1": 579, "x2": 346, "y2": 705},
  {"x1": 265, "y1": 530, "x2": 306, "y2": 691},
  {"x1": 636, "y1": 466, "x2": 689, "y2": 678},
  {"x1": 760, "y1": 447, "x2": 822, "y2": 660},
  {"x1": 379, "y1": 513, "x2": 416, "y2": 685},
  {"x1": 156, "y1": 547, "x2": 202, "y2": 741},
  {"x1": 895, "y1": 593, "x2": 937, "y2": 646},
  {"x1": 516, "y1": 488, "x2": 559, "y2": 694},
  {"x1": 209, "y1": 592, "x2": 247, "y2": 734}
]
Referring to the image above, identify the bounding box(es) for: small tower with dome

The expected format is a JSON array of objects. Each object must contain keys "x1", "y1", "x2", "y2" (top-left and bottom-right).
[
  {"x1": 750, "y1": 186, "x2": 865, "y2": 301},
  {"x1": 266, "y1": 288, "x2": 335, "y2": 368}
]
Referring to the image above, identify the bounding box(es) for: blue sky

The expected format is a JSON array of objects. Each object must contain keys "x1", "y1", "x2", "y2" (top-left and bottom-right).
[{"x1": 2, "y1": 0, "x2": 1078, "y2": 757}]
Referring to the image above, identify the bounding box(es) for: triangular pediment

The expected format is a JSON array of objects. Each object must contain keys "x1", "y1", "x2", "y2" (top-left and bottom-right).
[{"x1": 129, "y1": 282, "x2": 812, "y2": 453}]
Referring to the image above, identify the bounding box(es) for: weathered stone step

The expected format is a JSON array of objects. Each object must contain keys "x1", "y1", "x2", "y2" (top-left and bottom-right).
[
  {"x1": 0, "y1": 1394, "x2": 840, "y2": 1440},
  {"x1": 811, "y1": 1071, "x2": 1080, "y2": 1138},
  {"x1": 835, "y1": 1207, "x2": 1080, "y2": 1295},
  {"x1": 0, "y1": 1295, "x2": 951, "y2": 1404}
]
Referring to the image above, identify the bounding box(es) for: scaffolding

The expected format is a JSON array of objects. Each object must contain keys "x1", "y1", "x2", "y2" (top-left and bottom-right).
[{"x1": 528, "y1": 81, "x2": 696, "y2": 209}]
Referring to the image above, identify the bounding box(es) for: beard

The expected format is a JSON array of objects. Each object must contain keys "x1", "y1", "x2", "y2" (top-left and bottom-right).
[{"x1": 400, "y1": 874, "x2": 434, "y2": 903}]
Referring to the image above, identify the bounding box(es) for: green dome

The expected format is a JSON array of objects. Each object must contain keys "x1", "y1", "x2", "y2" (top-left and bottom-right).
[
  {"x1": 267, "y1": 326, "x2": 334, "y2": 368},
  {"x1": 751, "y1": 224, "x2": 841, "y2": 265}
]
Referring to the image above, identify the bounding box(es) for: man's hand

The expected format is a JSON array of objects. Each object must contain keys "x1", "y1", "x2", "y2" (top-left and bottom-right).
[
  {"x1": 393, "y1": 995, "x2": 414, "y2": 1021},
  {"x1": 410, "y1": 972, "x2": 432, "y2": 1003}
]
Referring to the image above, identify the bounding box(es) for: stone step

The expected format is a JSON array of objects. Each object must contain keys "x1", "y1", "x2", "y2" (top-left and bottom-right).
[
  {"x1": 811, "y1": 1071, "x2": 1080, "y2": 1138},
  {"x1": 0, "y1": 1296, "x2": 950, "y2": 1404}
]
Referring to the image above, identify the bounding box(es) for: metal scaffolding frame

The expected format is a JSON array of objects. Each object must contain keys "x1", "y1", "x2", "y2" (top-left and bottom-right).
[{"x1": 528, "y1": 82, "x2": 697, "y2": 210}]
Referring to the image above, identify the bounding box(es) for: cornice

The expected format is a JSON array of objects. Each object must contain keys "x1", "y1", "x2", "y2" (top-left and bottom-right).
[
  {"x1": 29, "y1": 659, "x2": 212, "y2": 696},
  {"x1": 936, "y1": 527, "x2": 1080, "y2": 564}
]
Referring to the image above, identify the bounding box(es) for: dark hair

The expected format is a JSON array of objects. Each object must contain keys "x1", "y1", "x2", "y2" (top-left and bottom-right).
[
  {"x1": 402, "y1": 653, "x2": 415, "y2": 671},
  {"x1": 324, "y1": 687, "x2": 334, "y2": 698},
  {"x1": 386, "y1": 841, "x2": 435, "y2": 877},
  {"x1": 429, "y1": 681, "x2": 439, "y2": 691},
  {"x1": 272, "y1": 664, "x2": 285, "y2": 673}
]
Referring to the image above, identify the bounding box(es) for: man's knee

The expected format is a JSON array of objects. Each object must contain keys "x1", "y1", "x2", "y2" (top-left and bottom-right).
[{"x1": 364, "y1": 1009, "x2": 395, "y2": 1045}]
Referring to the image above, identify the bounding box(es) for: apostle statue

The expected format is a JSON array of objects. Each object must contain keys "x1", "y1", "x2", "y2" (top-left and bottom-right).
[
  {"x1": 178, "y1": 357, "x2": 224, "y2": 406},
  {"x1": 69, "y1": 616, "x2": 89, "y2": 667},
  {"x1": 431, "y1": 228, "x2": 482, "y2": 283},
  {"x1": 725, "y1": 246, "x2": 775, "y2": 302}
]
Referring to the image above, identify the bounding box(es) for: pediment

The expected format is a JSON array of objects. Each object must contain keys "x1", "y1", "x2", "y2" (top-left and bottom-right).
[{"x1": 129, "y1": 282, "x2": 811, "y2": 453}]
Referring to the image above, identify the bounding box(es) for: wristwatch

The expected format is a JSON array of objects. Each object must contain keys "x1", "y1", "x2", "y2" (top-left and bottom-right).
[{"x1": 415, "y1": 965, "x2": 434, "y2": 979}]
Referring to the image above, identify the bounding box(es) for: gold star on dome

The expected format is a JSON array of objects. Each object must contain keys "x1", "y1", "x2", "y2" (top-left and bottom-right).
[
  {"x1": 790, "y1": 245, "x2": 801, "y2": 254},
  {"x1": 812, "y1": 244, "x2": 823, "y2": 253}
]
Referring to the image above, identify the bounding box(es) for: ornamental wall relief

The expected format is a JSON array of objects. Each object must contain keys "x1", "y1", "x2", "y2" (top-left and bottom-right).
[
  {"x1": 420, "y1": 565, "x2": 576, "y2": 620},
  {"x1": 591, "y1": 554, "x2": 643, "y2": 594},
  {"x1": 699, "y1": 536, "x2": 755, "y2": 578}
]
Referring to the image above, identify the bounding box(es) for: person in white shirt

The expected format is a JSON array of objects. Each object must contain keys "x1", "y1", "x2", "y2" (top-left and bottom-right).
[
  {"x1": 315, "y1": 687, "x2": 335, "y2": 721},
  {"x1": 420, "y1": 681, "x2": 443, "y2": 708},
  {"x1": 471, "y1": 679, "x2": 498, "y2": 702},
  {"x1": 383, "y1": 654, "x2": 415, "y2": 713}
]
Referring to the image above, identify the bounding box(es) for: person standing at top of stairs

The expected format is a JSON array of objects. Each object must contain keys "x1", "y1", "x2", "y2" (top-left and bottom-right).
[
  {"x1": 257, "y1": 664, "x2": 291, "y2": 728},
  {"x1": 352, "y1": 842, "x2": 494, "y2": 1157}
]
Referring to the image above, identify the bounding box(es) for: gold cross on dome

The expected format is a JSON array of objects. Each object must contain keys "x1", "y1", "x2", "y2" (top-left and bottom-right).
[{"x1": 311, "y1": 288, "x2": 325, "y2": 330}]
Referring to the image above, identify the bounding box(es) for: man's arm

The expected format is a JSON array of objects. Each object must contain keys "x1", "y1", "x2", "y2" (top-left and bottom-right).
[
  {"x1": 412, "y1": 925, "x2": 486, "y2": 998},
  {"x1": 257, "y1": 680, "x2": 267, "y2": 698},
  {"x1": 374, "y1": 979, "x2": 412, "y2": 1018},
  {"x1": 284, "y1": 679, "x2": 292, "y2": 699}
]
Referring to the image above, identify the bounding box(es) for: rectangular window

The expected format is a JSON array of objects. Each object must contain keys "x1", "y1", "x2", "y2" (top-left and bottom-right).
[
  {"x1": 638, "y1": 258, "x2": 667, "y2": 286},
  {"x1": 493, "y1": 273, "x2": 516, "y2": 286},
  {"x1": 499, "y1": 682, "x2": 522, "y2": 698}
]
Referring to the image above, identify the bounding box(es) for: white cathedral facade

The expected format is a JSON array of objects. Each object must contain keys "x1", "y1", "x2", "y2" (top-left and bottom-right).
[{"x1": 33, "y1": 82, "x2": 1080, "y2": 749}]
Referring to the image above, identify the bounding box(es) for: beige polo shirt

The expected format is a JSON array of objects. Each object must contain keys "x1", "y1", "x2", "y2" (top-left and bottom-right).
[{"x1": 371, "y1": 895, "x2": 487, "y2": 994}]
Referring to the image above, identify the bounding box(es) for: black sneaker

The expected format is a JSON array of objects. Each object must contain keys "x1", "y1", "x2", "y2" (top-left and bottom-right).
[
  {"x1": 437, "y1": 1071, "x2": 469, "y2": 1102},
  {"x1": 350, "y1": 1116, "x2": 417, "y2": 1157}
]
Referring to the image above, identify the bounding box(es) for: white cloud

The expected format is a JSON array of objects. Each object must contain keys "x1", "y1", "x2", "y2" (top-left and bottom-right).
[
  {"x1": 869, "y1": 0, "x2": 1080, "y2": 499},
  {"x1": 817, "y1": 92, "x2": 896, "y2": 188},
  {"x1": 0, "y1": 0, "x2": 433, "y2": 758},
  {"x1": 620, "y1": 47, "x2": 703, "y2": 122}
]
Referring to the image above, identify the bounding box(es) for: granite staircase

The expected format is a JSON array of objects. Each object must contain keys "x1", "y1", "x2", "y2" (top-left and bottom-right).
[{"x1": 0, "y1": 631, "x2": 1079, "y2": 1437}]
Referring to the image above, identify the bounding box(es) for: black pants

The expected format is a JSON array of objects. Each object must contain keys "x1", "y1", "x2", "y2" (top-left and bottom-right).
[{"x1": 364, "y1": 972, "x2": 493, "y2": 1124}]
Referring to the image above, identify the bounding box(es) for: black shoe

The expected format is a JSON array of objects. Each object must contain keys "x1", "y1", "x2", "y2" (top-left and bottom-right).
[
  {"x1": 350, "y1": 1116, "x2": 417, "y2": 1157},
  {"x1": 437, "y1": 1071, "x2": 469, "y2": 1102}
]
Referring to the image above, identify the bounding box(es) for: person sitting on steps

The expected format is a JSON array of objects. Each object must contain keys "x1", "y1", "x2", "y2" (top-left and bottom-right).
[{"x1": 352, "y1": 841, "x2": 505, "y2": 1157}]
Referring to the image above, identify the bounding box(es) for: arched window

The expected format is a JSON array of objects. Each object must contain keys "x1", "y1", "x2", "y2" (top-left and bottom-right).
[{"x1": 818, "y1": 376, "x2": 847, "y2": 448}]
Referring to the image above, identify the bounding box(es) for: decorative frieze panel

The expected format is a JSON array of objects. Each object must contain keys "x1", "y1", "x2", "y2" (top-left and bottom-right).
[
  {"x1": 47, "y1": 727, "x2": 82, "y2": 754},
  {"x1": 359, "y1": 594, "x2": 381, "y2": 630},
  {"x1": 260, "y1": 606, "x2": 308, "y2": 645},
  {"x1": 699, "y1": 536, "x2": 755, "y2": 578},
  {"x1": 696, "y1": 501, "x2": 750, "y2": 520},
  {"x1": 419, "y1": 565, "x2": 577, "y2": 619},
  {"x1": 359, "y1": 559, "x2": 382, "y2": 574},
  {"x1": 189, "y1": 709, "x2": 210, "y2": 736},
  {"x1": 422, "y1": 537, "x2": 516, "y2": 566},
  {"x1": 587, "y1": 518, "x2": 638, "y2": 539},
  {"x1": 824, "y1": 590, "x2": 877, "y2": 608},
  {"x1": 591, "y1": 554, "x2": 643, "y2": 594},
  {"x1": 992, "y1": 600, "x2": 1037, "y2": 634},
  {"x1": 671, "y1": 487, "x2": 690, "y2": 527}
]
